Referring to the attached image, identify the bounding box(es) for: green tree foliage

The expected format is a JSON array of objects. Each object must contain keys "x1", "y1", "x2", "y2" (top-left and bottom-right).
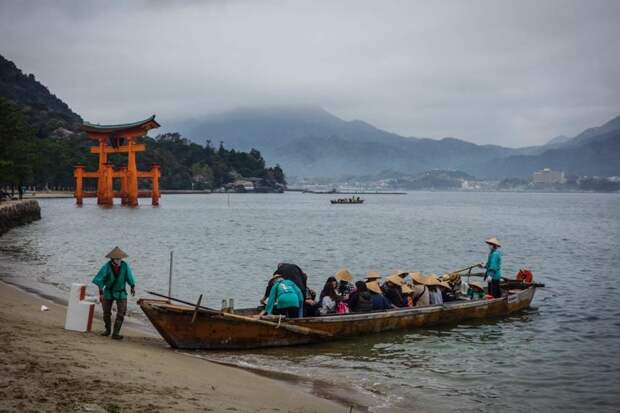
[
  {"x1": 0, "y1": 97, "x2": 38, "y2": 187},
  {"x1": 137, "y1": 133, "x2": 286, "y2": 190}
]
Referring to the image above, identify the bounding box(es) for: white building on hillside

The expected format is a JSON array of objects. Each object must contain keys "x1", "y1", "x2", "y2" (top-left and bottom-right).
[{"x1": 532, "y1": 168, "x2": 566, "y2": 185}]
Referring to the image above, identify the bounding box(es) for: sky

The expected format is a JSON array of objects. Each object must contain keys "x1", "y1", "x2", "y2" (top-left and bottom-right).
[{"x1": 1, "y1": 0, "x2": 619, "y2": 147}]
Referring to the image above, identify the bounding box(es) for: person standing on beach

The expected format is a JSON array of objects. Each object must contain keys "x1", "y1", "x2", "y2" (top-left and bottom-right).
[
  {"x1": 92, "y1": 247, "x2": 136, "y2": 340},
  {"x1": 481, "y1": 237, "x2": 502, "y2": 298}
]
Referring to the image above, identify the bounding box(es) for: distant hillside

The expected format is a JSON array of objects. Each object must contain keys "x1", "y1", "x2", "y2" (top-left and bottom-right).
[
  {"x1": 0, "y1": 55, "x2": 81, "y2": 137},
  {"x1": 171, "y1": 106, "x2": 620, "y2": 179},
  {"x1": 471, "y1": 128, "x2": 620, "y2": 178},
  {"x1": 170, "y1": 106, "x2": 520, "y2": 178}
]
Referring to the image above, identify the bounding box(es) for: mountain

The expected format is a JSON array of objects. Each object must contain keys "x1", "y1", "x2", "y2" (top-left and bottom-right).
[
  {"x1": 470, "y1": 120, "x2": 620, "y2": 178},
  {"x1": 171, "y1": 106, "x2": 620, "y2": 179},
  {"x1": 0, "y1": 55, "x2": 81, "y2": 136},
  {"x1": 546, "y1": 135, "x2": 571, "y2": 146},
  {"x1": 169, "y1": 106, "x2": 520, "y2": 177}
]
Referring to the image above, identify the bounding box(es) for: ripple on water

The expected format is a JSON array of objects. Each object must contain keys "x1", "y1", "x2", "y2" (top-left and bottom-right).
[{"x1": 1, "y1": 192, "x2": 620, "y2": 412}]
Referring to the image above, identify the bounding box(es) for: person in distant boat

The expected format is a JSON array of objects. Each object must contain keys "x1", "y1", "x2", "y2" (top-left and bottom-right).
[
  {"x1": 480, "y1": 237, "x2": 502, "y2": 298},
  {"x1": 382, "y1": 274, "x2": 406, "y2": 307},
  {"x1": 92, "y1": 247, "x2": 136, "y2": 340},
  {"x1": 366, "y1": 281, "x2": 392, "y2": 310},
  {"x1": 260, "y1": 274, "x2": 304, "y2": 319},
  {"x1": 318, "y1": 276, "x2": 341, "y2": 315},
  {"x1": 349, "y1": 281, "x2": 374, "y2": 312}
]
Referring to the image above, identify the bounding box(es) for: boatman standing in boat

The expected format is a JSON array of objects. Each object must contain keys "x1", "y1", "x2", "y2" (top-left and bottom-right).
[
  {"x1": 481, "y1": 237, "x2": 502, "y2": 298},
  {"x1": 92, "y1": 247, "x2": 136, "y2": 340}
]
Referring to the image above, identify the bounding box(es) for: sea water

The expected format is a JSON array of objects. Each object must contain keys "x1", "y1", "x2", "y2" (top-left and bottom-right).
[{"x1": 1, "y1": 192, "x2": 619, "y2": 412}]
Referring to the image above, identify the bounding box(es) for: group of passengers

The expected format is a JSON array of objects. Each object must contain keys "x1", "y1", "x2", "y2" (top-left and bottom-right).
[
  {"x1": 258, "y1": 238, "x2": 503, "y2": 319},
  {"x1": 258, "y1": 263, "x2": 471, "y2": 319}
]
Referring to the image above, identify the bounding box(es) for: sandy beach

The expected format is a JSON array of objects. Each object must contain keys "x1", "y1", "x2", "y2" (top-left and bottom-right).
[{"x1": 0, "y1": 281, "x2": 351, "y2": 413}]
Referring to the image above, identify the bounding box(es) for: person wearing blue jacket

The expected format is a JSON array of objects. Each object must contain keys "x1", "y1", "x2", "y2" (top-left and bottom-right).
[
  {"x1": 261, "y1": 274, "x2": 304, "y2": 318},
  {"x1": 481, "y1": 237, "x2": 502, "y2": 298}
]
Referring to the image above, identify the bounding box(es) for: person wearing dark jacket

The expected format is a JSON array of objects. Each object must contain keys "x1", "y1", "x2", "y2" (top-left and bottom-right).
[
  {"x1": 382, "y1": 274, "x2": 406, "y2": 307},
  {"x1": 261, "y1": 263, "x2": 308, "y2": 304},
  {"x1": 349, "y1": 281, "x2": 373, "y2": 312},
  {"x1": 366, "y1": 281, "x2": 392, "y2": 310}
]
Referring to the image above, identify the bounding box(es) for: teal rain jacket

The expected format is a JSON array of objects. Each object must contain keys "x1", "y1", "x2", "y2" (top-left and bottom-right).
[
  {"x1": 265, "y1": 279, "x2": 303, "y2": 315},
  {"x1": 485, "y1": 249, "x2": 502, "y2": 280},
  {"x1": 92, "y1": 260, "x2": 136, "y2": 300}
]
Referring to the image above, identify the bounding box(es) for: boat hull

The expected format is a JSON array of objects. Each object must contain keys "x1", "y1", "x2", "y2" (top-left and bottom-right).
[{"x1": 138, "y1": 287, "x2": 536, "y2": 350}]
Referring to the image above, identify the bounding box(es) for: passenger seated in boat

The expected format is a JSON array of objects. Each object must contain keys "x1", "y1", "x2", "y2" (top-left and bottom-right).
[
  {"x1": 411, "y1": 272, "x2": 430, "y2": 307},
  {"x1": 318, "y1": 276, "x2": 341, "y2": 315},
  {"x1": 335, "y1": 269, "x2": 356, "y2": 300},
  {"x1": 466, "y1": 282, "x2": 485, "y2": 300},
  {"x1": 382, "y1": 274, "x2": 406, "y2": 307},
  {"x1": 400, "y1": 284, "x2": 415, "y2": 307},
  {"x1": 349, "y1": 281, "x2": 374, "y2": 312},
  {"x1": 366, "y1": 281, "x2": 392, "y2": 310},
  {"x1": 303, "y1": 288, "x2": 319, "y2": 317},
  {"x1": 260, "y1": 274, "x2": 304, "y2": 319}
]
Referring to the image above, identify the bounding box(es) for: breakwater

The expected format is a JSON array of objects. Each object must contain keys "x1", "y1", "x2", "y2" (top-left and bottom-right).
[{"x1": 0, "y1": 200, "x2": 41, "y2": 236}]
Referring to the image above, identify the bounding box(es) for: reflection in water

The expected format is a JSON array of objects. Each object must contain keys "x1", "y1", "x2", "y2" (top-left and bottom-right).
[{"x1": 1, "y1": 192, "x2": 619, "y2": 412}]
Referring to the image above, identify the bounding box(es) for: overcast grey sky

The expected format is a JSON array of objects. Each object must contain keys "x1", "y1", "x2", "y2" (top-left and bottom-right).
[{"x1": 1, "y1": 0, "x2": 619, "y2": 147}]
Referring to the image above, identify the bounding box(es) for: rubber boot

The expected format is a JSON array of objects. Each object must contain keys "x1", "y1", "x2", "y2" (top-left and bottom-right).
[
  {"x1": 100, "y1": 320, "x2": 111, "y2": 336},
  {"x1": 111, "y1": 318, "x2": 124, "y2": 340}
]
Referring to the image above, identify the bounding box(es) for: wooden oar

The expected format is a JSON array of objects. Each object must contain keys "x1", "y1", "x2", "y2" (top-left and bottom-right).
[
  {"x1": 146, "y1": 291, "x2": 332, "y2": 338},
  {"x1": 448, "y1": 264, "x2": 483, "y2": 274},
  {"x1": 458, "y1": 274, "x2": 545, "y2": 287}
]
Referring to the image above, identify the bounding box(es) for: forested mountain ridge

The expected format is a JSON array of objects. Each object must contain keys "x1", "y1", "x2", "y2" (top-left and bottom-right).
[{"x1": 0, "y1": 55, "x2": 285, "y2": 191}]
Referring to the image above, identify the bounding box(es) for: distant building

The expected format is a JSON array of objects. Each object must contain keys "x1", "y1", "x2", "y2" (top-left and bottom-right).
[{"x1": 532, "y1": 168, "x2": 566, "y2": 185}]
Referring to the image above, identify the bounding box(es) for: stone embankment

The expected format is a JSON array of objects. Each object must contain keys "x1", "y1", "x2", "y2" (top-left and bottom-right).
[{"x1": 0, "y1": 200, "x2": 41, "y2": 236}]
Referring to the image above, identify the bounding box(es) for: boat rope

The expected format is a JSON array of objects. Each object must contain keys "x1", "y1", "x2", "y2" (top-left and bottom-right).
[{"x1": 277, "y1": 315, "x2": 282, "y2": 328}]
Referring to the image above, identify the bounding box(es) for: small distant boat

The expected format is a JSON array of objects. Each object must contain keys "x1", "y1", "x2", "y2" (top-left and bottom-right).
[
  {"x1": 138, "y1": 284, "x2": 537, "y2": 350},
  {"x1": 330, "y1": 197, "x2": 364, "y2": 204}
]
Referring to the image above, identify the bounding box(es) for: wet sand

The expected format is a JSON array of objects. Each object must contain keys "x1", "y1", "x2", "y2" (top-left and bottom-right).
[{"x1": 0, "y1": 281, "x2": 351, "y2": 412}]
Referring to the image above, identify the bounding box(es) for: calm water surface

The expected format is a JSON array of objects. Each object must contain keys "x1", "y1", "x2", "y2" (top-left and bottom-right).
[{"x1": 1, "y1": 192, "x2": 619, "y2": 412}]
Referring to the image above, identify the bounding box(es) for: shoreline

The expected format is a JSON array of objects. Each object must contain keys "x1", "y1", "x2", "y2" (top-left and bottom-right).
[{"x1": 0, "y1": 279, "x2": 364, "y2": 412}]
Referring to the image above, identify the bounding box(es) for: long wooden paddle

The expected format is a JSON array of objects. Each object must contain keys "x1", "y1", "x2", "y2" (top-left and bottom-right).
[{"x1": 146, "y1": 291, "x2": 332, "y2": 338}]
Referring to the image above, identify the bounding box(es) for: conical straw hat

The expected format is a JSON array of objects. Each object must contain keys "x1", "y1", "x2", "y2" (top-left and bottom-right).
[
  {"x1": 335, "y1": 268, "x2": 353, "y2": 282},
  {"x1": 365, "y1": 271, "x2": 382, "y2": 281},
  {"x1": 386, "y1": 274, "x2": 404, "y2": 286},
  {"x1": 105, "y1": 246, "x2": 128, "y2": 259},
  {"x1": 366, "y1": 281, "x2": 383, "y2": 294},
  {"x1": 426, "y1": 274, "x2": 451, "y2": 289},
  {"x1": 469, "y1": 282, "x2": 485, "y2": 292},
  {"x1": 401, "y1": 284, "x2": 414, "y2": 294},
  {"x1": 411, "y1": 272, "x2": 429, "y2": 285},
  {"x1": 485, "y1": 237, "x2": 501, "y2": 247}
]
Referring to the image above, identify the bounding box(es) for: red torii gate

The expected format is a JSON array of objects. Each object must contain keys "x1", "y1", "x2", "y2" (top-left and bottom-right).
[{"x1": 74, "y1": 115, "x2": 161, "y2": 206}]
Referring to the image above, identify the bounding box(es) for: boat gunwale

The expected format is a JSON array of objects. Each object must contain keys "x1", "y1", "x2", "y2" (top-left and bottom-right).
[{"x1": 139, "y1": 286, "x2": 535, "y2": 324}]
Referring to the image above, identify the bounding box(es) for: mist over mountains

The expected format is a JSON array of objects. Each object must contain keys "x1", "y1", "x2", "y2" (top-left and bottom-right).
[{"x1": 168, "y1": 107, "x2": 620, "y2": 179}]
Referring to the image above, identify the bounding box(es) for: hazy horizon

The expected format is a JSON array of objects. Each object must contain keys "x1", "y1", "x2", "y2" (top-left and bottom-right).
[{"x1": 1, "y1": 0, "x2": 619, "y2": 147}]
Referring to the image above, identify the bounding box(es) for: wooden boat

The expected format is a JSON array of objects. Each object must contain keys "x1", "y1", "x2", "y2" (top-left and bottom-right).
[
  {"x1": 138, "y1": 284, "x2": 537, "y2": 350},
  {"x1": 330, "y1": 198, "x2": 364, "y2": 204}
]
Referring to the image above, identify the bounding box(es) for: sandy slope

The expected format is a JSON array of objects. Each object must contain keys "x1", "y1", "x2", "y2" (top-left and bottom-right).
[{"x1": 0, "y1": 281, "x2": 350, "y2": 412}]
